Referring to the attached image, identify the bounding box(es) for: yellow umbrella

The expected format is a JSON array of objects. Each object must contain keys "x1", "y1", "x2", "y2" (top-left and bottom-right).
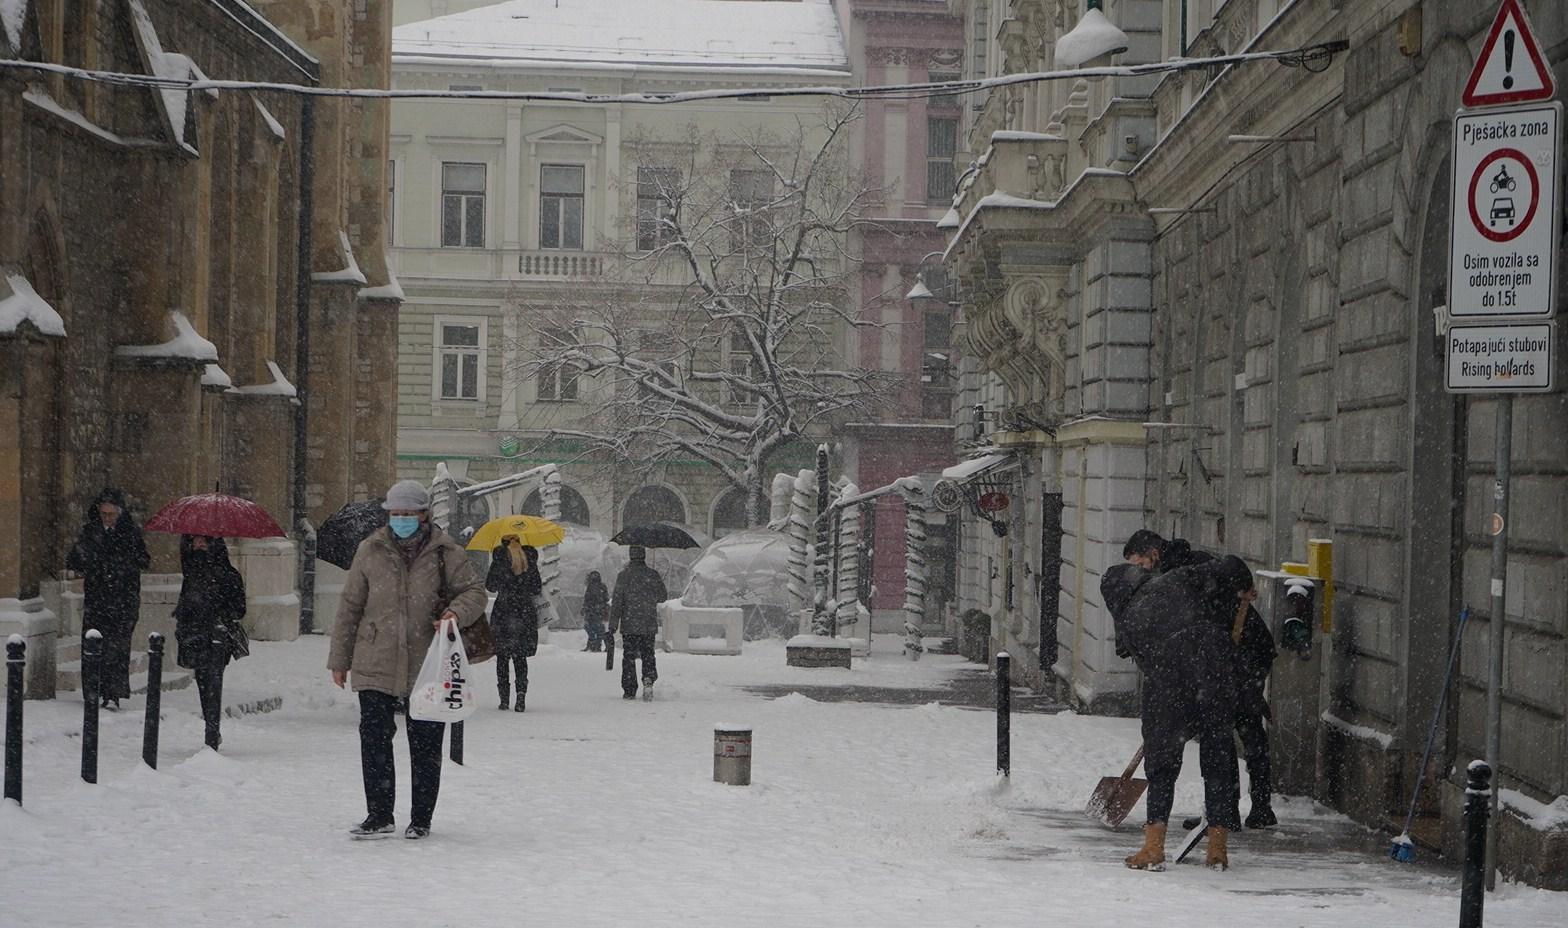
[{"x1": 466, "y1": 515, "x2": 567, "y2": 551}]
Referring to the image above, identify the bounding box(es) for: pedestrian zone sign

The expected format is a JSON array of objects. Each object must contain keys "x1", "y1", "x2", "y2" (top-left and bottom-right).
[
  {"x1": 1445, "y1": 321, "x2": 1555, "y2": 393},
  {"x1": 1448, "y1": 102, "x2": 1560, "y2": 319},
  {"x1": 1461, "y1": 0, "x2": 1556, "y2": 108}
]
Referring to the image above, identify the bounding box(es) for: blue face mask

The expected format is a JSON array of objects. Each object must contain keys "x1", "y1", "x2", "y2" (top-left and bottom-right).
[{"x1": 389, "y1": 516, "x2": 421, "y2": 539}]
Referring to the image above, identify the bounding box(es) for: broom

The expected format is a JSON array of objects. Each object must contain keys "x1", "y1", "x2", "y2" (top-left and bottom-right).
[{"x1": 1390, "y1": 606, "x2": 1469, "y2": 862}]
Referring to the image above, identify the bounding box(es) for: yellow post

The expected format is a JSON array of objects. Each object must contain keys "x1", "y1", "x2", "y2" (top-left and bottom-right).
[{"x1": 1307, "y1": 539, "x2": 1333, "y2": 632}]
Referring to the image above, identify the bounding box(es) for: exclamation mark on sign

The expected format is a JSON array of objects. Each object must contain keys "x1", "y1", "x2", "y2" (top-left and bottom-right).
[{"x1": 1502, "y1": 30, "x2": 1516, "y2": 90}]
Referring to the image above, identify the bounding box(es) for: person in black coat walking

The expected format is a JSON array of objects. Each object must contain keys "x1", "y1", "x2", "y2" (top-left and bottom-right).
[
  {"x1": 1101, "y1": 555, "x2": 1255, "y2": 871},
  {"x1": 487, "y1": 538, "x2": 542, "y2": 712},
  {"x1": 581, "y1": 571, "x2": 609, "y2": 652},
  {"x1": 1231, "y1": 591, "x2": 1278, "y2": 828},
  {"x1": 66, "y1": 487, "x2": 151, "y2": 710},
  {"x1": 174, "y1": 535, "x2": 246, "y2": 750},
  {"x1": 609, "y1": 546, "x2": 667, "y2": 700}
]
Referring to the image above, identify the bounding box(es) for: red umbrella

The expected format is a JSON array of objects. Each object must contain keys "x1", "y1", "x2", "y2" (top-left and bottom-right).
[{"x1": 144, "y1": 493, "x2": 287, "y2": 539}]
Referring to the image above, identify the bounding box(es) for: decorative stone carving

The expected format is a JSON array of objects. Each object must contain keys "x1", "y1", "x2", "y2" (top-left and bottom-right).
[{"x1": 869, "y1": 46, "x2": 912, "y2": 66}]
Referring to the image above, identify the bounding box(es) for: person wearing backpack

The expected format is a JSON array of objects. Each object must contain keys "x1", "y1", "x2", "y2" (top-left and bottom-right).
[{"x1": 328, "y1": 480, "x2": 487, "y2": 841}]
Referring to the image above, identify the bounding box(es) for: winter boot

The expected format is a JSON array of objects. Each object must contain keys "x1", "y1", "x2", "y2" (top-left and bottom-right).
[
  {"x1": 1244, "y1": 805, "x2": 1277, "y2": 830},
  {"x1": 349, "y1": 817, "x2": 395, "y2": 840},
  {"x1": 1124, "y1": 822, "x2": 1168, "y2": 871},
  {"x1": 1205, "y1": 826, "x2": 1230, "y2": 870},
  {"x1": 404, "y1": 824, "x2": 430, "y2": 840},
  {"x1": 498, "y1": 680, "x2": 510, "y2": 711},
  {"x1": 514, "y1": 693, "x2": 526, "y2": 713}
]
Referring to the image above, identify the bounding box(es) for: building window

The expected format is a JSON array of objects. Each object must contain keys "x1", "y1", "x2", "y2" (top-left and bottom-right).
[
  {"x1": 926, "y1": 117, "x2": 958, "y2": 204},
  {"x1": 386, "y1": 159, "x2": 396, "y2": 245},
  {"x1": 725, "y1": 330, "x2": 753, "y2": 408},
  {"x1": 536, "y1": 326, "x2": 579, "y2": 402},
  {"x1": 636, "y1": 167, "x2": 681, "y2": 251},
  {"x1": 436, "y1": 319, "x2": 485, "y2": 401},
  {"x1": 729, "y1": 169, "x2": 774, "y2": 250},
  {"x1": 540, "y1": 164, "x2": 585, "y2": 249},
  {"x1": 921, "y1": 309, "x2": 953, "y2": 420},
  {"x1": 441, "y1": 162, "x2": 486, "y2": 248}
]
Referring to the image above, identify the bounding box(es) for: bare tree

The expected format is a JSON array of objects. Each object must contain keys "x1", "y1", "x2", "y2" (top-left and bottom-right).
[{"x1": 507, "y1": 105, "x2": 896, "y2": 525}]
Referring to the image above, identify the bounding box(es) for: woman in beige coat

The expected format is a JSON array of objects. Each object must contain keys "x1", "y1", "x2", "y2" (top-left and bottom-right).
[{"x1": 328, "y1": 480, "x2": 487, "y2": 840}]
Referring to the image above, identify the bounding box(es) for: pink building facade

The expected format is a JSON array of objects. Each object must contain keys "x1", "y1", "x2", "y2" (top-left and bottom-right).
[{"x1": 832, "y1": 0, "x2": 963, "y2": 621}]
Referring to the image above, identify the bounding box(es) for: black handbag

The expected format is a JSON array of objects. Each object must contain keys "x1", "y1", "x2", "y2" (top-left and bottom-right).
[
  {"x1": 436, "y1": 546, "x2": 496, "y2": 664},
  {"x1": 225, "y1": 620, "x2": 250, "y2": 659}
]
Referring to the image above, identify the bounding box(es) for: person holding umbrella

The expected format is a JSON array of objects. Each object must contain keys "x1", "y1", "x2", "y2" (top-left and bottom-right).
[
  {"x1": 66, "y1": 487, "x2": 151, "y2": 710},
  {"x1": 487, "y1": 536, "x2": 542, "y2": 712},
  {"x1": 609, "y1": 545, "x2": 668, "y2": 700},
  {"x1": 174, "y1": 536, "x2": 246, "y2": 750},
  {"x1": 328, "y1": 480, "x2": 487, "y2": 840}
]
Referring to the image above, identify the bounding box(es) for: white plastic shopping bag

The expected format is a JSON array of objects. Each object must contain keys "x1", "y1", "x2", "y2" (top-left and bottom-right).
[{"x1": 408, "y1": 618, "x2": 478, "y2": 722}]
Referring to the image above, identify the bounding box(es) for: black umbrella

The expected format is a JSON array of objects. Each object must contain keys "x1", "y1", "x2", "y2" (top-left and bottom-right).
[
  {"x1": 315, "y1": 499, "x2": 387, "y2": 569},
  {"x1": 609, "y1": 521, "x2": 700, "y2": 549}
]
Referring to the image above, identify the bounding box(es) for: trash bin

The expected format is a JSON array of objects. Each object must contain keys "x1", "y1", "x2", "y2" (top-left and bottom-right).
[{"x1": 713, "y1": 724, "x2": 752, "y2": 786}]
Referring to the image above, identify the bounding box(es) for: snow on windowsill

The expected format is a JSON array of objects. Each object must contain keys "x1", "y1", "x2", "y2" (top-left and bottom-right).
[
  {"x1": 990, "y1": 130, "x2": 1061, "y2": 142},
  {"x1": 115, "y1": 311, "x2": 219, "y2": 362},
  {"x1": 0, "y1": 272, "x2": 66, "y2": 337},
  {"x1": 228, "y1": 360, "x2": 298, "y2": 399},
  {"x1": 313, "y1": 230, "x2": 368, "y2": 285},
  {"x1": 1498, "y1": 788, "x2": 1568, "y2": 832}
]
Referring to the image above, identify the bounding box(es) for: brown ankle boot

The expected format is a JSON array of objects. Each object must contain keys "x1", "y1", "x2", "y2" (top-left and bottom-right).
[
  {"x1": 1124, "y1": 822, "x2": 1168, "y2": 870},
  {"x1": 1205, "y1": 825, "x2": 1230, "y2": 870}
]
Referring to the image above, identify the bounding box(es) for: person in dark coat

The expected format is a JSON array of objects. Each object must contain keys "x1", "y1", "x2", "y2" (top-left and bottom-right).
[
  {"x1": 1101, "y1": 555, "x2": 1254, "y2": 871},
  {"x1": 609, "y1": 546, "x2": 667, "y2": 700},
  {"x1": 1122, "y1": 529, "x2": 1213, "y2": 573},
  {"x1": 487, "y1": 537, "x2": 542, "y2": 712},
  {"x1": 174, "y1": 535, "x2": 246, "y2": 750},
  {"x1": 1232, "y1": 589, "x2": 1278, "y2": 828},
  {"x1": 581, "y1": 570, "x2": 609, "y2": 652},
  {"x1": 66, "y1": 487, "x2": 151, "y2": 710}
]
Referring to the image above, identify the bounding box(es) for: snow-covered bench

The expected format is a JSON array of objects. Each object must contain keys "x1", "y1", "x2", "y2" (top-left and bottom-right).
[{"x1": 659, "y1": 599, "x2": 742, "y2": 655}]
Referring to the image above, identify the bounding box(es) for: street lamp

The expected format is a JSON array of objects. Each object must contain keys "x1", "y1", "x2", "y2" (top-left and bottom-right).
[{"x1": 1054, "y1": 0, "x2": 1130, "y2": 70}]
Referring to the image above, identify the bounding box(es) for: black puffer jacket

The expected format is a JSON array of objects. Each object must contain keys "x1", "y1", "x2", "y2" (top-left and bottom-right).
[
  {"x1": 487, "y1": 545, "x2": 543, "y2": 656},
  {"x1": 66, "y1": 487, "x2": 151, "y2": 632},
  {"x1": 174, "y1": 537, "x2": 247, "y2": 669}
]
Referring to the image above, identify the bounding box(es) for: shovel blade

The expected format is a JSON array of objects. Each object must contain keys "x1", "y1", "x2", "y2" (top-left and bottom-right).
[{"x1": 1085, "y1": 775, "x2": 1148, "y2": 828}]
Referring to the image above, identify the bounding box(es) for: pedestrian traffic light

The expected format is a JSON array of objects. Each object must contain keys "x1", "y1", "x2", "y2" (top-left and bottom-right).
[{"x1": 1279, "y1": 577, "x2": 1315, "y2": 658}]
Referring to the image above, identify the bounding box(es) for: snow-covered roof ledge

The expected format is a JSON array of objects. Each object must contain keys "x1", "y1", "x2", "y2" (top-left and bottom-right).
[
  {"x1": 114, "y1": 311, "x2": 219, "y2": 363},
  {"x1": 254, "y1": 97, "x2": 286, "y2": 142},
  {"x1": 313, "y1": 230, "x2": 368, "y2": 285},
  {"x1": 200, "y1": 363, "x2": 233, "y2": 390},
  {"x1": 358, "y1": 255, "x2": 405, "y2": 303},
  {"x1": 0, "y1": 271, "x2": 66, "y2": 338},
  {"x1": 227, "y1": 360, "x2": 298, "y2": 403}
]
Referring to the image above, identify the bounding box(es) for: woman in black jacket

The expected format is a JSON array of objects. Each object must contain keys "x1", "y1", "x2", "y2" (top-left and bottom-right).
[
  {"x1": 581, "y1": 570, "x2": 609, "y2": 652},
  {"x1": 487, "y1": 538, "x2": 542, "y2": 712},
  {"x1": 66, "y1": 487, "x2": 151, "y2": 710},
  {"x1": 175, "y1": 535, "x2": 246, "y2": 750}
]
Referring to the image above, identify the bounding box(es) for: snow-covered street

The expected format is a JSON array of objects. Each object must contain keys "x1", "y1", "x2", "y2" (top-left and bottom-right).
[{"x1": 2, "y1": 636, "x2": 1561, "y2": 927}]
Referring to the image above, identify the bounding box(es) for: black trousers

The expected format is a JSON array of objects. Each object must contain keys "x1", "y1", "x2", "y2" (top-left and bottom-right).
[
  {"x1": 86, "y1": 621, "x2": 135, "y2": 699},
  {"x1": 1236, "y1": 706, "x2": 1272, "y2": 810},
  {"x1": 1140, "y1": 628, "x2": 1242, "y2": 831},
  {"x1": 358, "y1": 690, "x2": 445, "y2": 827},
  {"x1": 497, "y1": 649, "x2": 529, "y2": 703},
  {"x1": 194, "y1": 659, "x2": 225, "y2": 749},
  {"x1": 621, "y1": 634, "x2": 657, "y2": 695}
]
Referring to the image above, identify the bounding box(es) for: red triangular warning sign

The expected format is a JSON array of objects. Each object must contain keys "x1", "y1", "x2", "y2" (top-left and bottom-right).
[{"x1": 1462, "y1": 0, "x2": 1556, "y2": 108}]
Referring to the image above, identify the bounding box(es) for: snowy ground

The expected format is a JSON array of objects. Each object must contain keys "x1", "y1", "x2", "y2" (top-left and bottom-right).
[{"x1": 2, "y1": 634, "x2": 1562, "y2": 927}]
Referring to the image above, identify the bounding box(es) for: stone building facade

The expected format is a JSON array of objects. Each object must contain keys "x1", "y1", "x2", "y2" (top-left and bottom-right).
[
  {"x1": 942, "y1": 0, "x2": 1566, "y2": 885},
  {"x1": 0, "y1": 0, "x2": 398, "y2": 691}
]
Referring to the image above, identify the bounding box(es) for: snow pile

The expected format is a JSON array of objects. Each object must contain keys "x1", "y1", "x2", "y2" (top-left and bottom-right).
[
  {"x1": 228, "y1": 360, "x2": 297, "y2": 398},
  {"x1": 394, "y1": 0, "x2": 849, "y2": 74},
  {"x1": 114, "y1": 311, "x2": 219, "y2": 362},
  {"x1": 0, "y1": 272, "x2": 65, "y2": 337},
  {"x1": 0, "y1": 0, "x2": 27, "y2": 52},
  {"x1": 1053, "y1": 7, "x2": 1130, "y2": 68},
  {"x1": 312, "y1": 230, "x2": 367, "y2": 285},
  {"x1": 1499, "y1": 788, "x2": 1568, "y2": 831},
  {"x1": 200, "y1": 363, "x2": 233, "y2": 389}
]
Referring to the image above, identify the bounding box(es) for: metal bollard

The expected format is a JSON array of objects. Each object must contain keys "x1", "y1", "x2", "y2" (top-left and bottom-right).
[
  {"x1": 5, "y1": 636, "x2": 23, "y2": 804},
  {"x1": 713, "y1": 725, "x2": 752, "y2": 786},
  {"x1": 1460, "y1": 760, "x2": 1492, "y2": 928},
  {"x1": 449, "y1": 721, "x2": 464, "y2": 766},
  {"x1": 996, "y1": 651, "x2": 1011, "y2": 777},
  {"x1": 81, "y1": 629, "x2": 102, "y2": 784},
  {"x1": 143, "y1": 633, "x2": 164, "y2": 769}
]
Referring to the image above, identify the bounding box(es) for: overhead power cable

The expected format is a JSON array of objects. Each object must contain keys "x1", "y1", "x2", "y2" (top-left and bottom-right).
[{"x1": 0, "y1": 40, "x2": 1348, "y2": 105}]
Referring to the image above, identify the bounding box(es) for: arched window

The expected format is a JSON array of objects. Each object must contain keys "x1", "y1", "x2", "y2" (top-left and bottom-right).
[
  {"x1": 710, "y1": 487, "x2": 755, "y2": 538},
  {"x1": 621, "y1": 485, "x2": 684, "y2": 528},
  {"x1": 520, "y1": 484, "x2": 590, "y2": 525}
]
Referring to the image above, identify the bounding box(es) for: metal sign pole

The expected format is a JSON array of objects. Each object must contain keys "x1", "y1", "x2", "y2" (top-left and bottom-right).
[{"x1": 1484, "y1": 394, "x2": 1511, "y2": 890}]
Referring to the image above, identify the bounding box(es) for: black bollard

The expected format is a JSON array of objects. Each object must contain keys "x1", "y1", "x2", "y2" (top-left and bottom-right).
[
  {"x1": 1460, "y1": 760, "x2": 1492, "y2": 928},
  {"x1": 81, "y1": 629, "x2": 102, "y2": 784},
  {"x1": 449, "y1": 721, "x2": 464, "y2": 766},
  {"x1": 143, "y1": 633, "x2": 164, "y2": 769},
  {"x1": 5, "y1": 637, "x2": 23, "y2": 804},
  {"x1": 996, "y1": 651, "x2": 1011, "y2": 777}
]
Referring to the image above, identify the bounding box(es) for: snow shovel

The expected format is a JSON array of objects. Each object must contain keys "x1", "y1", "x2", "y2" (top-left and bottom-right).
[
  {"x1": 1174, "y1": 815, "x2": 1208, "y2": 863},
  {"x1": 1085, "y1": 744, "x2": 1147, "y2": 827}
]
